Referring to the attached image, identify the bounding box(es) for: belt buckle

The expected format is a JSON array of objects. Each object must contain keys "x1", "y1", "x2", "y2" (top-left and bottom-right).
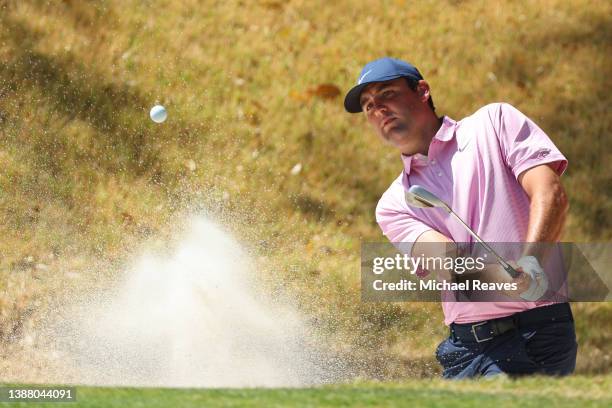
[{"x1": 471, "y1": 321, "x2": 494, "y2": 343}]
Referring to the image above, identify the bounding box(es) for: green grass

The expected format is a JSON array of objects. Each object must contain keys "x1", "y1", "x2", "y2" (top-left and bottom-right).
[{"x1": 2, "y1": 377, "x2": 612, "y2": 407}]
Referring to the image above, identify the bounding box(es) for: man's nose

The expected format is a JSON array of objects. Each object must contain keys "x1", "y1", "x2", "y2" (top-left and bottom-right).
[{"x1": 373, "y1": 102, "x2": 389, "y2": 118}]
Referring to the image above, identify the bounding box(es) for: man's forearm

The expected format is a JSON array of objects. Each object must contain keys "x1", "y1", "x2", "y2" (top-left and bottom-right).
[
  {"x1": 519, "y1": 163, "x2": 570, "y2": 259},
  {"x1": 413, "y1": 230, "x2": 527, "y2": 297},
  {"x1": 523, "y1": 185, "x2": 569, "y2": 260},
  {"x1": 525, "y1": 188, "x2": 568, "y2": 242},
  {"x1": 411, "y1": 230, "x2": 457, "y2": 281}
]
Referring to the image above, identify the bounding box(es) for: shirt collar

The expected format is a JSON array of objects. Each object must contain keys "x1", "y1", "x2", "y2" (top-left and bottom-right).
[{"x1": 401, "y1": 116, "x2": 456, "y2": 175}]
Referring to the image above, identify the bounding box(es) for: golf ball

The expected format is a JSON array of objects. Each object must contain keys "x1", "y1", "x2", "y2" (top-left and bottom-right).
[{"x1": 150, "y1": 105, "x2": 167, "y2": 123}]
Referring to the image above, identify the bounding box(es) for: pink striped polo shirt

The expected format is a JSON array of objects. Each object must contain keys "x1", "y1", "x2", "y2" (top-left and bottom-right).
[{"x1": 375, "y1": 103, "x2": 568, "y2": 325}]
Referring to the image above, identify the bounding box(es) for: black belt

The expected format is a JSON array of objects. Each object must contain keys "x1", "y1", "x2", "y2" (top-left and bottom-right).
[{"x1": 450, "y1": 303, "x2": 573, "y2": 343}]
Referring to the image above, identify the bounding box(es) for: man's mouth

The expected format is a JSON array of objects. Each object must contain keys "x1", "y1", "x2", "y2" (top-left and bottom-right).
[{"x1": 381, "y1": 117, "x2": 396, "y2": 130}]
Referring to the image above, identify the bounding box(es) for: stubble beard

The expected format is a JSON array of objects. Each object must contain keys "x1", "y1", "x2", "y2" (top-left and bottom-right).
[{"x1": 384, "y1": 121, "x2": 416, "y2": 153}]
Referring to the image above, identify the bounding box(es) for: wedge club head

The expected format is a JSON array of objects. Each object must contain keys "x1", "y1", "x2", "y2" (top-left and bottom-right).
[{"x1": 406, "y1": 185, "x2": 451, "y2": 212}]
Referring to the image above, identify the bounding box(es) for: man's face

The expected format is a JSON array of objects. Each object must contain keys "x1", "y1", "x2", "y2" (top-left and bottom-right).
[{"x1": 359, "y1": 78, "x2": 430, "y2": 155}]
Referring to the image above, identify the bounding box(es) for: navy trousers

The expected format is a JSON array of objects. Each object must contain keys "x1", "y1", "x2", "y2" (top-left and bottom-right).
[{"x1": 436, "y1": 306, "x2": 578, "y2": 379}]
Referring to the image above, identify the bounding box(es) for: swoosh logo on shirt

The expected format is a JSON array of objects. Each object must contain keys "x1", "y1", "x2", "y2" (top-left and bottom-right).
[{"x1": 358, "y1": 69, "x2": 373, "y2": 84}]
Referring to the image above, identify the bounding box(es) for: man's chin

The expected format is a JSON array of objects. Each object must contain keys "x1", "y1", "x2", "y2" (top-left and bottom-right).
[{"x1": 385, "y1": 131, "x2": 413, "y2": 149}]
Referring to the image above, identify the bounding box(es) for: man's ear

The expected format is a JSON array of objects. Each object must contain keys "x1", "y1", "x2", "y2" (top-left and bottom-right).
[{"x1": 417, "y1": 80, "x2": 431, "y2": 103}]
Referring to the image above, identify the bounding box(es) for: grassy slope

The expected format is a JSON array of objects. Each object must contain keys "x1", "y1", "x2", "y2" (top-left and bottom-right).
[
  {"x1": 1, "y1": 376, "x2": 612, "y2": 408},
  {"x1": 0, "y1": 0, "x2": 610, "y2": 377}
]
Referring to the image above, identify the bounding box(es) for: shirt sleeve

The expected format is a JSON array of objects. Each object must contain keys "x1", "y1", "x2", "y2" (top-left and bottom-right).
[
  {"x1": 494, "y1": 103, "x2": 568, "y2": 179},
  {"x1": 375, "y1": 178, "x2": 434, "y2": 256},
  {"x1": 376, "y1": 179, "x2": 433, "y2": 278}
]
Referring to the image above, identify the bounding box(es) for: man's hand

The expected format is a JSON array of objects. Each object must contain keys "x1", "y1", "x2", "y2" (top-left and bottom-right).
[
  {"x1": 515, "y1": 256, "x2": 549, "y2": 301},
  {"x1": 471, "y1": 257, "x2": 548, "y2": 300}
]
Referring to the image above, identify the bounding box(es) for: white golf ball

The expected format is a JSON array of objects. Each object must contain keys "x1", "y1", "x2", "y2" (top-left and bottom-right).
[{"x1": 150, "y1": 105, "x2": 167, "y2": 123}]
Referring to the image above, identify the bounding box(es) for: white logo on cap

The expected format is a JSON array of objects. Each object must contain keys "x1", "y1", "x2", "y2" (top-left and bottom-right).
[{"x1": 358, "y1": 69, "x2": 373, "y2": 85}]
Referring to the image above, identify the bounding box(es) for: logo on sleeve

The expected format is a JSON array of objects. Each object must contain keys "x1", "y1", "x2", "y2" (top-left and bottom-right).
[{"x1": 535, "y1": 148, "x2": 551, "y2": 159}]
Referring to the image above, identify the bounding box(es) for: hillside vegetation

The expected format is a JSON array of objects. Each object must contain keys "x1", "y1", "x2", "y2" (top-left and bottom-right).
[{"x1": 0, "y1": 0, "x2": 610, "y2": 378}]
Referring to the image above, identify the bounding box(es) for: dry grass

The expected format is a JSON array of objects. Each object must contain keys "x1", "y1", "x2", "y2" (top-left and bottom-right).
[{"x1": 0, "y1": 0, "x2": 610, "y2": 377}]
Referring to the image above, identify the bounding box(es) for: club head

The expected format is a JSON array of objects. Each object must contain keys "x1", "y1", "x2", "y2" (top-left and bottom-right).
[
  {"x1": 404, "y1": 190, "x2": 434, "y2": 208},
  {"x1": 405, "y1": 185, "x2": 450, "y2": 211}
]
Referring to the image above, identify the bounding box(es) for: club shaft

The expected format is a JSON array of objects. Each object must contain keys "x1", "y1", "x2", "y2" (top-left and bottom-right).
[{"x1": 447, "y1": 210, "x2": 520, "y2": 278}]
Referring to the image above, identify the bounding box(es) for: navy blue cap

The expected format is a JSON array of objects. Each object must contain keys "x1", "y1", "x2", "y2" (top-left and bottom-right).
[{"x1": 344, "y1": 57, "x2": 423, "y2": 113}]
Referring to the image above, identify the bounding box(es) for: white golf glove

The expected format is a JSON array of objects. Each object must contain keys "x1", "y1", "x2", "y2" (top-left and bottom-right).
[{"x1": 517, "y1": 256, "x2": 548, "y2": 301}]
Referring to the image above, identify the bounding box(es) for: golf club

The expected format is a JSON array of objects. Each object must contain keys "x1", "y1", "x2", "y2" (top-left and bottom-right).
[{"x1": 405, "y1": 185, "x2": 520, "y2": 278}]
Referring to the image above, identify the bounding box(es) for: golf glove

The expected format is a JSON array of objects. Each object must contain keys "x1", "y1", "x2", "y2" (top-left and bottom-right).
[{"x1": 517, "y1": 256, "x2": 548, "y2": 301}]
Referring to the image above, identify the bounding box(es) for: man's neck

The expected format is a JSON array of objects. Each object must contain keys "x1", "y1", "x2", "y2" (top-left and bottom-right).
[{"x1": 407, "y1": 115, "x2": 444, "y2": 156}]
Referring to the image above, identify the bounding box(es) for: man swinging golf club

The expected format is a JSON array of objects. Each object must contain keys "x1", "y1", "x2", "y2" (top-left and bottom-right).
[{"x1": 345, "y1": 57, "x2": 577, "y2": 378}]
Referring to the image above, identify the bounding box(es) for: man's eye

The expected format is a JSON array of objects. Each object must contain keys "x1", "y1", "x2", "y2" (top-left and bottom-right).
[
  {"x1": 383, "y1": 90, "x2": 395, "y2": 98},
  {"x1": 365, "y1": 103, "x2": 373, "y2": 112}
]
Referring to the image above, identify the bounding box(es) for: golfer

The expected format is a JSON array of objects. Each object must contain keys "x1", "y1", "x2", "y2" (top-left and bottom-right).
[{"x1": 344, "y1": 57, "x2": 577, "y2": 378}]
